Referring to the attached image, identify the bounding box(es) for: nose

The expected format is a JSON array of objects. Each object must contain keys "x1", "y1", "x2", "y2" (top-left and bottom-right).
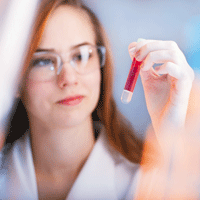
[{"x1": 57, "y1": 63, "x2": 78, "y2": 88}]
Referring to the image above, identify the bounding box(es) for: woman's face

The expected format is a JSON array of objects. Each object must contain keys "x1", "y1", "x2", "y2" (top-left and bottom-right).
[{"x1": 23, "y1": 6, "x2": 101, "y2": 129}]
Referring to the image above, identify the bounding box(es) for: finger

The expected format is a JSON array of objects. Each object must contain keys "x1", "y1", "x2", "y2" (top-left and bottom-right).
[
  {"x1": 141, "y1": 50, "x2": 178, "y2": 71},
  {"x1": 154, "y1": 62, "x2": 182, "y2": 80},
  {"x1": 155, "y1": 62, "x2": 194, "y2": 93},
  {"x1": 128, "y1": 42, "x2": 137, "y2": 50},
  {"x1": 128, "y1": 42, "x2": 137, "y2": 59},
  {"x1": 135, "y1": 39, "x2": 156, "y2": 50},
  {"x1": 128, "y1": 39, "x2": 156, "y2": 59},
  {"x1": 135, "y1": 40, "x2": 179, "y2": 62},
  {"x1": 140, "y1": 67, "x2": 159, "y2": 81}
]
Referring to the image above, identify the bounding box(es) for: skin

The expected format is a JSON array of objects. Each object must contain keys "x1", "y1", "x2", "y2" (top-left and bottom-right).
[
  {"x1": 23, "y1": 6, "x2": 101, "y2": 199},
  {"x1": 23, "y1": 9, "x2": 194, "y2": 199},
  {"x1": 128, "y1": 40, "x2": 194, "y2": 138},
  {"x1": 0, "y1": 3, "x2": 194, "y2": 200},
  {"x1": 128, "y1": 42, "x2": 195, "y2": 199}
]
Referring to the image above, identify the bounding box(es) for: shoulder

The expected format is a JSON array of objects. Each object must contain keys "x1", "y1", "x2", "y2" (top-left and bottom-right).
[
  {"x1": 108, "y1": 145, "x2": 141, "y2": 199},
  {"x1": 0, "y1": 133, "x2": 28, "y2": 179},
  {"x1": 0, "y1": 132, "x2": 37, "y2": 199},
  {"x1": 67, "y1": 123, "x2": 141, "y2": 199},
  {"x1": 95, "y1": 123, "x2": 141, "y2": 199}
]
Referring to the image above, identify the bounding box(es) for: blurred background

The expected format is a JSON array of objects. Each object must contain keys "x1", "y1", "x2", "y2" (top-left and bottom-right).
[{"x1": 82, "y1": 0, "x2": 200, "y2": 138}]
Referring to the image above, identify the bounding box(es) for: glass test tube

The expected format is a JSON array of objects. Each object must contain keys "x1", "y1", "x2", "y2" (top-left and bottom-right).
[{"x1": 121, "y1": 38, "x2": 144, "y2": 104}]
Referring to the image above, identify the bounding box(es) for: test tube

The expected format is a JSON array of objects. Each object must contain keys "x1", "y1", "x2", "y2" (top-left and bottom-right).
[{"x1": 121, "y1": 38, "x2": 145, "y2": 104}]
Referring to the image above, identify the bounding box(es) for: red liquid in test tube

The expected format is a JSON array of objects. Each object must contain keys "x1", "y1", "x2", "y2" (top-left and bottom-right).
[
  {"x1": 121, "y1": 58, "x2": 143, "y2": 104},
  {"x1": 121, "y1": 38, "x2": 145, "y2": 104}
]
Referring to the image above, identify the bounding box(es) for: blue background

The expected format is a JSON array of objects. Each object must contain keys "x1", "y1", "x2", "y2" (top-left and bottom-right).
[{"x1": 83, "y1": 0, "x2": 200, "y2": 138}]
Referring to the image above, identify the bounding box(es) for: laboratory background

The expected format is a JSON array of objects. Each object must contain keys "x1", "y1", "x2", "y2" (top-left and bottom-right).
[{"x1": 83, "y1": 0, "x2": 200, "y2": 138}]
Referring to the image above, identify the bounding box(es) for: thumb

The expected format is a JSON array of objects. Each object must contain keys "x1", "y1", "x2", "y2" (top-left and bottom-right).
[{"x1": 128, "y1": 42, "x2": 137, "y2": 60}]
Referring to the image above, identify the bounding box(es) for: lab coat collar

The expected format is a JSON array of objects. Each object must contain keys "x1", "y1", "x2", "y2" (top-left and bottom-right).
[
  {"x1": 67, "y1": 125, "x2": 118, "y2": 199},
  {"x1": 1, "y1": 132, "x2": 38, "y2": 199},
  {"x1": 2, "y1": 124, "x2": 119, "y2": 199}
]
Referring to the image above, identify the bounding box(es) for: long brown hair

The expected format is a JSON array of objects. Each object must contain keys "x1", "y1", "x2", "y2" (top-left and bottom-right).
[{"x1": 6, "y1": 0, "x2": 143, "y2": 164}]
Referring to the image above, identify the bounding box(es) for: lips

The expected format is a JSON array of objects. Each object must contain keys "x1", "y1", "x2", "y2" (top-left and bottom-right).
[{"x1": 57, "y1": 95, "x2": 84, "y2": 106}]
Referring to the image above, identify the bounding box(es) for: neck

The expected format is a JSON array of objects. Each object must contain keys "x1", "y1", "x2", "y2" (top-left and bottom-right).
[{"x1": 30, "y1": 117, "x2": 95, "y2": 176}]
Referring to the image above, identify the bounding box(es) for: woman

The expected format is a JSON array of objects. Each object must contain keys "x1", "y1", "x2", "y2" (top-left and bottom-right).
[{"x1": 0, "y1": 0, "x2": 194, "y2": 199}]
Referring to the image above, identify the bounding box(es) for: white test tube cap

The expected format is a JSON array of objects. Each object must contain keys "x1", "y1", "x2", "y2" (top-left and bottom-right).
[{"x1": 121, "y1": 90, "x2": 133, "y2": 104}]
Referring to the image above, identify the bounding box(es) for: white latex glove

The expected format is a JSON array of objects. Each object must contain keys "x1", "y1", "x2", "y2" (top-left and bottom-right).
[{"x1": 128, "y1": 39, "x2": 194, "y2": 135}]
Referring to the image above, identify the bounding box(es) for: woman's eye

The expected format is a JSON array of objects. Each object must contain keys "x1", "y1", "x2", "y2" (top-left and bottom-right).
[
  {"x1": 32, "y1": 58, "x2": 54, "y2": 67},
  {"x1": 87, "y1": 49, "x2": 93, "y2": 59},
  {"x1": 72, "y1": 49, "x2": 94, "y2": 63},
  {"x1": 73, "y1": 53, "x2": 83, "y2": 62}
]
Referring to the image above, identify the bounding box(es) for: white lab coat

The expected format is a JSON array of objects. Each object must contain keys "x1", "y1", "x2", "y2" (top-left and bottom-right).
[{"x1": 0, "y1": 124, "x2": 141, "y2": 199}]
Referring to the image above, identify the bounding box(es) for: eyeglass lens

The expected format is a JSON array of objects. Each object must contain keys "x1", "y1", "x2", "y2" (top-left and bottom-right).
[{"x1": 29, "y1": 45, "x2": 105, "y2": 81}]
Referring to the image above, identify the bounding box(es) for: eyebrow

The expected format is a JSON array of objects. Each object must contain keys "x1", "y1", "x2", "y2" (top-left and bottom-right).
[
  {"x1": 36, "y1": 48, "x2": 54, "y2": 52},
  {"x1": 36, "y1": 42, "x2": 94, "y2": 52}
]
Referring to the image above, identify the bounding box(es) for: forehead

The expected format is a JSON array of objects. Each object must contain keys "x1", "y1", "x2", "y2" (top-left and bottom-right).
[{"x1": 39, "y1": 5, "x2": 96, "y2": 52}]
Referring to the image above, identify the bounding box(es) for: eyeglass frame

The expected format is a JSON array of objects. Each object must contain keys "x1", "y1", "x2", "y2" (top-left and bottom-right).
[{"x1": 28, "y1": 44, "x2": 106, "y2": 81}]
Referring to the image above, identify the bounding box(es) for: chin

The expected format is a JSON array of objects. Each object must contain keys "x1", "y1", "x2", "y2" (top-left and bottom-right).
[{"x1": 49, "y1": 112, "x2": 92, "y2": 130}]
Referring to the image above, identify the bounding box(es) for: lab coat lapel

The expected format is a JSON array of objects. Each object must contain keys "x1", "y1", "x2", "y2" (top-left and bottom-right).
[
  {"x1": 1, "y1": 125, "x2": 119, "y2": 200},
  {"x1": 67, "y1": 132, "x2": 118, "y2": 200},
  {"x1": 2, "y1": 133, "x2": 38, "y2": 200}
]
